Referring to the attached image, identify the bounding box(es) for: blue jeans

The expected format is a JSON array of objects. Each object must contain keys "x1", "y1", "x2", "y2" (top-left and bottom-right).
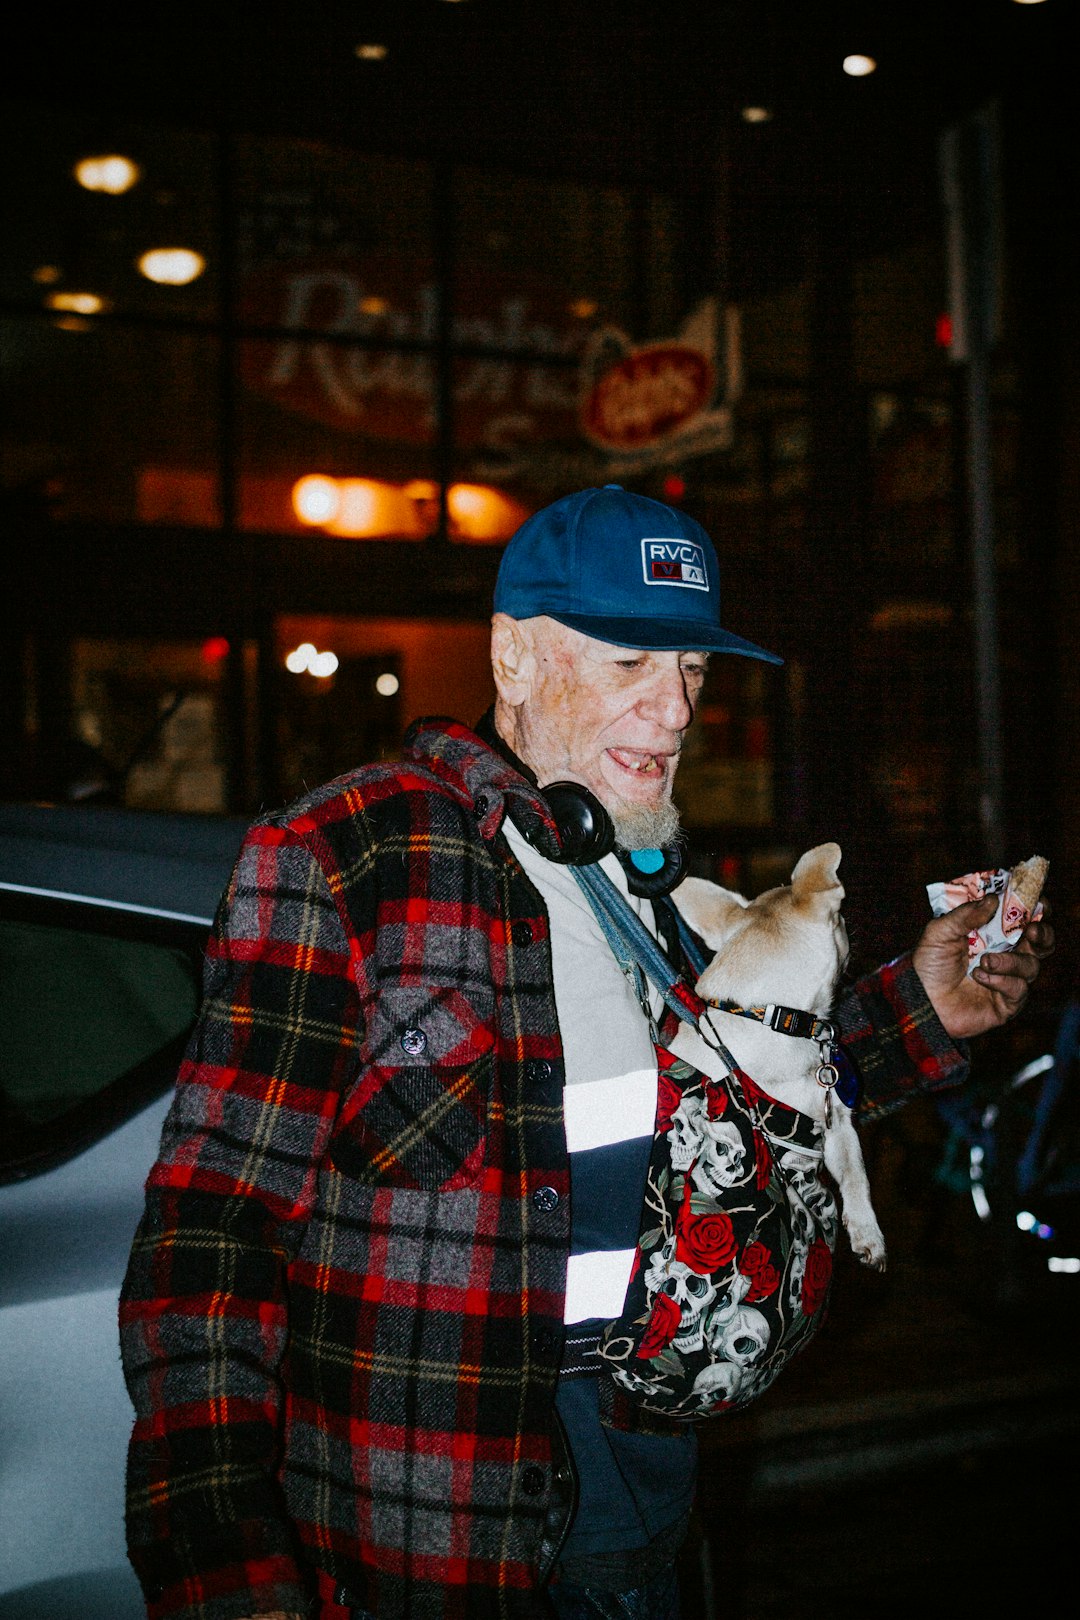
[{"x1": 546, "y1": 1561, "x2": 680, "y2": 1620}]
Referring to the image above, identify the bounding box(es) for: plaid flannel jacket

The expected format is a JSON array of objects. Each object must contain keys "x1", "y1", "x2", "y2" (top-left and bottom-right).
[{"x1": 120, "y1": 718, "x2": 967, "y2": 1620}]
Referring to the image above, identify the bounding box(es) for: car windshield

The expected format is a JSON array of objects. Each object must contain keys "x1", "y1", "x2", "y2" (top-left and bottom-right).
[{"x1": 0, "y1": 918, "x2": 198, "y2": 1126}]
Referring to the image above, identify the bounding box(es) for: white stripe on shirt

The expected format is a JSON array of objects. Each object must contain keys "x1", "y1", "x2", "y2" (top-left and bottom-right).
[
  {"x1": 562, "y1": 1068, "x2": 658, "y2": 1155},
  {"x1": 564, "y1": 1248, "x2": 640, "y2": 1324}
]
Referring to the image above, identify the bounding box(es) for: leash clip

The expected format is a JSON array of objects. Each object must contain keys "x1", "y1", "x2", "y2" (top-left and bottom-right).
[{"x1": 814, "y1": 1020, "x2": 840, "y2": 1128}]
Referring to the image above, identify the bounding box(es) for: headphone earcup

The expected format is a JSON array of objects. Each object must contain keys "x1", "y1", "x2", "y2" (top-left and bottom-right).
[
  {"x1": 621, "y1": 841, "x2": 688, "y2": 899},
  {"x1": 542, "y1": 781, "x2": 616, "y2": 865}
]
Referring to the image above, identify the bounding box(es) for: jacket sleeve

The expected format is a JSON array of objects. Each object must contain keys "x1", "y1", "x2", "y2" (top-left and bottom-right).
[
  {"x1": 120, "y1": 824, "x2": 362, "y2": 1620},
  {"x1": 836, "y1": 951, "x2": 969, "y2": 1120}
]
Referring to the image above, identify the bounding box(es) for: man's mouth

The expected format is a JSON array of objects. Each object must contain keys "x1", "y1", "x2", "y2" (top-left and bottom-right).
[{"x1": 607, "y1": 748, "x2": 668, "y2": 776}]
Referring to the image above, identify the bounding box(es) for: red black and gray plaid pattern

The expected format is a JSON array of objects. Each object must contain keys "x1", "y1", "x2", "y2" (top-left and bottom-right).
[{"x1": 120, "y1": 719, "x2": 966, "y2": 1620}]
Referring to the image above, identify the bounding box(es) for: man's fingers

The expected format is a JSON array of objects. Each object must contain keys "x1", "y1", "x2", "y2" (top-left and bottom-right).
[{"x1": 977, "y1": 949, "x2": 1041, "y2": 983}]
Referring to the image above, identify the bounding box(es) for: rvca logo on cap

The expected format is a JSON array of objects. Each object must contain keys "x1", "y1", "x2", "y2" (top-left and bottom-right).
[{"x1": 640, "y1": 538, "x2": 709, "y2": 592}]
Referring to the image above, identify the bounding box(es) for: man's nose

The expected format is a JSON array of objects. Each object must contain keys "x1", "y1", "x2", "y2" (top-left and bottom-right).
[{"x1": 639, "y1": 664, "x2": 694, "y2": 731}]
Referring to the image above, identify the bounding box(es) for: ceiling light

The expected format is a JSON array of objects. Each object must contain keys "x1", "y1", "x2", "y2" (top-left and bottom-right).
[
  {"x1": 285, "y1": 642, "x2": 317, "y2": 674},
  {"x1": 375, "y1": 672, "x2": 400, "y2": 697},
  {"x1": 355, "y1": 43, "x2": 388, "y2": 60},
  {"x1": 292, "y1": 475, "x2": 342, "y2": 525},
  {"x1": 137, "y1": 247, "x2": 206, "y2": 285},
  {"x1": 842, "y1": 54, "x2": 877, "y2": 77},
  {"x1": 74, "y1": 154, "x2": 141, "y2": 194},
  {"x1": 741, "y1": 106, "x2": 772, "y2": 124},
  {"x1": 45, "y1": 290, "x2": 106, "y2": 314}
]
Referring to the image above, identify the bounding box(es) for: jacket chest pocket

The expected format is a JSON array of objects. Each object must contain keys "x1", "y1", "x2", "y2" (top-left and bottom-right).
[{"x1": 329, "y1": 985, "x2": 495, "y2": 1190}]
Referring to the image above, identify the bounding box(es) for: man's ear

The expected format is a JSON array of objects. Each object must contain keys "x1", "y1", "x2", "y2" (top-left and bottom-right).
[{"x1": 490, "y1": 614, "x2": 535, "y2": 706}]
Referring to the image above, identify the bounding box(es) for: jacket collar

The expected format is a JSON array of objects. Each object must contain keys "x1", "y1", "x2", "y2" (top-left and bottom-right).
[{"x1": 403, "y1": 715, "x2": 565, "y2": 860}]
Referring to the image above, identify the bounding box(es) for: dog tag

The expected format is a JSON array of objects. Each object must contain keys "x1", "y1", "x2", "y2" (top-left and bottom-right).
[{"x1": 832, "y1": 1047, "x2": 861, "y2": 1109}]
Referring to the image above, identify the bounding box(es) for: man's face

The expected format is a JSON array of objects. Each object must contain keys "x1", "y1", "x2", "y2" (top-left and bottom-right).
[{"x1": 504, "y1": 618, "x2": 708, "y2": 846}]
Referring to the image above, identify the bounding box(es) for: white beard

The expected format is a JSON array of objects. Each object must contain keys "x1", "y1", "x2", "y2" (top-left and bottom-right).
[{"x1": 610, "y1": 795, "x2": 681, "y2": 851}]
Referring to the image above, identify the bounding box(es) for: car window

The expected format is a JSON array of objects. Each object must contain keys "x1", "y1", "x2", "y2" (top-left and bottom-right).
[{"x1": 0, "y1": 919, "x2": 198, "y2": 1125}]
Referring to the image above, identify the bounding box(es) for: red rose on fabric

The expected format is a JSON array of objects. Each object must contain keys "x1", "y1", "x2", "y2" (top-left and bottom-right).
[
  {"x1": 704, "y1": 1081, "x2": 728, "y2": 1121},
  {"x1": 675, "y1": 1180, "x2": 737, "y2": 1273},
  {"x1": 636, "y1": 1289, "x2": 681, "y2": 1358},
  {"x1": 800, "y1": 1237, "x2": 833, "y2": 1316},
  {"x1": 738, "y1": 1240, "x2": 780, "y2": 1302},
  {"x1": 753, "y1": 1129, "x2": 772, "y2": 1189},
  {"x1": 656, "y1": 1071, "x2": 682, "y2": 1134}
]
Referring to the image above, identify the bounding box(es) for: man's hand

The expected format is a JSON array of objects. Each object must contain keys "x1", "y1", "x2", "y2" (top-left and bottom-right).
[{"x1": 912, "y1": 894, "x2": 1055, "y2": 1040}]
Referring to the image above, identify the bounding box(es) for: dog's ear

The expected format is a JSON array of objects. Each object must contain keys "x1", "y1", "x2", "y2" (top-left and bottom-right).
[
  {"x1": 672, "y1": 875, "x2": 750, "y2": 949},
  {"x1": 791, "y1": 843, "x2": 844, "y2": 907}
]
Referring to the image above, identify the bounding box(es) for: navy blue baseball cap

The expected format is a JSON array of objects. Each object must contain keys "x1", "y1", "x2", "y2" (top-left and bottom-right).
[{"x1": 494, "y1": 484, "x2": 782, "y2": 664}]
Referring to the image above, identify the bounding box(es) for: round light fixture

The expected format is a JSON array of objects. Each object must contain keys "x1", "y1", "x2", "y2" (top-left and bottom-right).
[
  {"x1": 74, "y1": 154, "x2": 141, "y2": 194},
  {"x1": 45, "y1": 290, "x2": 107, "y2": 314},
  {"x1": 741, "y1": 106, "x2": 772, "y2": 124},
  {"x1": 137, "y1": 247, "x2": 206, "y2": 286},
  {"x1": 375, "y1": 672, "x2": 400, "y2": 697},
  {"x1": 285, "y1": 642, "x2": 318, "y2": 674},
  {"x1": 842, "y1": 54, "x2": 877, "y2": 77},
  {"x1": 292, "y1": 475, "x2": 342, "y2": 526},
  {"x1": 355, "y1": 43, "x2": 388, "y2": 60}
]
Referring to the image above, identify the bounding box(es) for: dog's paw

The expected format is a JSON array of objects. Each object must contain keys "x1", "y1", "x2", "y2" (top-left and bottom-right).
[{"x1": 845, "y1": 1218, "x2": 887, "y2": 1272}]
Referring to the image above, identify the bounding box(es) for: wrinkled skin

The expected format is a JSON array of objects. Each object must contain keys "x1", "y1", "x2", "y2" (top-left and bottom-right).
[
  {"x1": 913, "y1": 893, "x2": 1055, "y2": 1039},
  {"x1": 490, "y1": 614, "x2": 705, "y2": 847}
]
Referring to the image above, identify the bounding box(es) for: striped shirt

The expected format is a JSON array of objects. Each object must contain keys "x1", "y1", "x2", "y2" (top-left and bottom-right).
[
  {"x1": 502, "y1": 822, "x2": 697, "y2": 1566},
  {"x1": 503, "y1": 823, "x2": 663, "y2": 1330}
]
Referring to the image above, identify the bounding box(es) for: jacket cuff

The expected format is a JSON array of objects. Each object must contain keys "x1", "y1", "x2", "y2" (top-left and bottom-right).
[
  {"x1": 836, "y1": 951, "x2": 969, "y2": 1120},
  {"x1": 132, "y1": 1524, "x2": 311, "y2": 1620}
]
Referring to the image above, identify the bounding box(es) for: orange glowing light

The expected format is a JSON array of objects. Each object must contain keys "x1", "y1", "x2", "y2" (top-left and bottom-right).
[
  {"x1": 74, "y1": 154, "x2": 141, "y2": 194},
  {"x1": 293, "y1": 475, "x2": 342, "y2": 525},
  {"x1": 137, "y1": 248, "x2": 206, "y2": 286},
  {"x1": 45, "y1": 291, "x2": 106, "y2": 314},
  {"x1": 291, "y1": 475, "x2": 528, "y2": 542}
]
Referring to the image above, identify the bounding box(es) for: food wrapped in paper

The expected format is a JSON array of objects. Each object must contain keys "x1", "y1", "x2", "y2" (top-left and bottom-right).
[{"x1": 926, "y1": 856, "x2": 1048, "y2": 975}]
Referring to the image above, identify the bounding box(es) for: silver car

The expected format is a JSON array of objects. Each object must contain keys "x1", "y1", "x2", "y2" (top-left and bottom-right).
[{"x1": 0, "y1": 805, "x2": 243, "y2": 1619}]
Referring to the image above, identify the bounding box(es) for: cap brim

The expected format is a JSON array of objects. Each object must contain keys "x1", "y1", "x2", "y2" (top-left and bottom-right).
[{"x1": 547, "y1": 610, "x2": 784, "y2": 665}]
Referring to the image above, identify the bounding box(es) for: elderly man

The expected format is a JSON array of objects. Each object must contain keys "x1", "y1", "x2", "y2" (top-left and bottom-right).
[{"x1": 121, "y1": 485, "x2": 1050, "y2": 1620}]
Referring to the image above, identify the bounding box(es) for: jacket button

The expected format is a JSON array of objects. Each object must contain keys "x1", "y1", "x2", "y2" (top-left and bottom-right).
[
  {"x1": 532, "y1": 1185, "x2": 560, "y2": 1213},
  {"x1": 512, "y1": 920, "x2": 534, "y2": 947},
  {"x1": 526, "y1": 1059, "x2": 552, "y2": 1083},
  {"x1": 400, "y1": 1026, "x2": 427, "y2": 1056},
  {"x1": 521, "y1": 1465, "x2": 546, "y2": 1497},
  {"x1": 474, "y1": 794, "x2": 492, "y2": 820}
]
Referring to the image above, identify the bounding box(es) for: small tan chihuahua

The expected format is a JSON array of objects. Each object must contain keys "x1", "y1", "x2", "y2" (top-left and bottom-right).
[{"x1": 670, "y1": 843, "x2": 887, "y2": 1271}]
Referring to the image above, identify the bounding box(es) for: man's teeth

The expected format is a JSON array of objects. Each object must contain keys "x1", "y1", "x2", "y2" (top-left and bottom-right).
[{"x1": 625, "y1": 756, "x2": 659, "y2": 772}]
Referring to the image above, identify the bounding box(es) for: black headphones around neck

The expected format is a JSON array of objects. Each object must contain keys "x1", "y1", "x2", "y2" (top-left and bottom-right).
[
  {"x1": 537, "y1": 779, "x2": 686, "y2": 898},
  {"x1": 474, "y1": 710, "x2": 686, "y2": 898}
]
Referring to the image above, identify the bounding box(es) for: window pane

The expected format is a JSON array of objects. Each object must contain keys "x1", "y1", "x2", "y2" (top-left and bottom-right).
[
  {"x1": 238, "y1": 333, "x2": 437, "y2": 535},
  {"x1": 675, "y1": 658, "x2": 774, "y2": 831},
  {"x1": 274, "y1": 615, "x2": 493, "y2": 796},
  {"x1": 1, "y1": 317, "x2": 218, "y2": 526},
  {"x1": 71, "y1": 638, "x2": 229, "y2": 813},
  {"x1": 1, "y1": 103, "x2": 217, "y2": 323},
  {"x1": 236, "y1": 141, "x2": 433, "y2": 332},
  {"x1": 0, "y1": 921, "x2": 197, "y2": 1124}
]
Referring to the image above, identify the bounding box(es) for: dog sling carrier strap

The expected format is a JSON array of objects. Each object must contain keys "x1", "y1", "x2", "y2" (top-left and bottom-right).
[{"x1": 569, "y1": 862, "x2": 840, "y2": 1421}]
